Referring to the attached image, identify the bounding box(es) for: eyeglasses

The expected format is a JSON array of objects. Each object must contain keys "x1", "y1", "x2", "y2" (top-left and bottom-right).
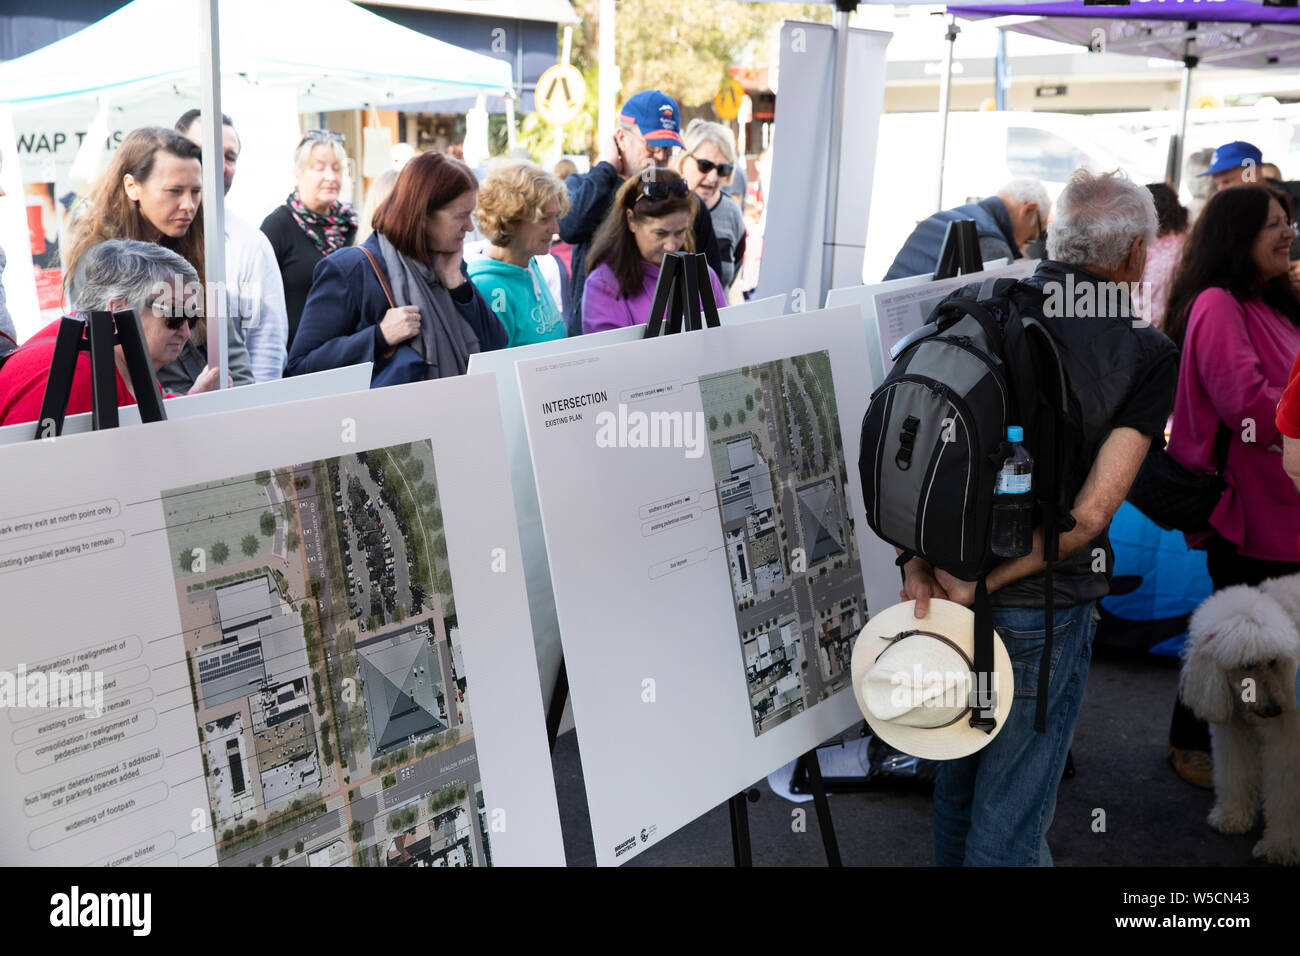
[
  {"x1": 298, "y1": 129, "x2": 346, "y2": 149},
  {"x1": 636, "y1": 178, "x2": 690, "y2": 204},
  {"x1": 692, "y1": 157, "x2": 734, "y2": 179}
]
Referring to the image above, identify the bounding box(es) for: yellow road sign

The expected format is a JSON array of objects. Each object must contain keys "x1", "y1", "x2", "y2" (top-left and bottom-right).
[
  {"x1": 537, "y1": 63, "x2": 585, "y2": 126},
  {"x1": 714, "y1": 78, "x2": 744, "y2": 121}
]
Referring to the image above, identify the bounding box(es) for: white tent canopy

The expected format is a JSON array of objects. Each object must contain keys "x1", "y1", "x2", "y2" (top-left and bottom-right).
[{"x1": 0, "y1": 0, "x2": 513, "y2": 113}]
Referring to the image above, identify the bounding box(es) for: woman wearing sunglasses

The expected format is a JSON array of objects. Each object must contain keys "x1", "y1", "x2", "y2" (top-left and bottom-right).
[
  {"x1": 61, "y1": 126, "x2": 253, "y2": 393},
  {"x1": 582, "y1": 168, "x2": 727, "y2": 335},
  {"x1": 679, "y1": 120, "x2": 746, "y2": 294},
  {"x1": 261, "y1": 130, "x2": 358, "y2": 348},
  {"x1": 0, "y1": 240, "x2": 221, "y2": 426}
]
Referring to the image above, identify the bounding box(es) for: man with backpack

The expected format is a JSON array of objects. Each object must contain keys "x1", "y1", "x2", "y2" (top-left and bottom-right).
[{"x1": 881, "y1": 170, "x2": 1179, "y2": 865}]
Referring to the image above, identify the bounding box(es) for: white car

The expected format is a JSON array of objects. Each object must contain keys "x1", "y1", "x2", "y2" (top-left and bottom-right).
[{"x1": 864, "y1": 110, "x2": 1165, "y2": 283}]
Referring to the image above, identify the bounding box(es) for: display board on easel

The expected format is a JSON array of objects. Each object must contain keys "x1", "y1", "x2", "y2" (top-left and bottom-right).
[
  {"x1": 0, "y1": 374, "x2": 564, "y2": 866},
  {"x1": 516, "y1": 306, "x2": 898, "y2": 866}
]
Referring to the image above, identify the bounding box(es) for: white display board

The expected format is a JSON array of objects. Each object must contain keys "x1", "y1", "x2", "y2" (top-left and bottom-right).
[
  {"x1": 872, "y1": 258, "x2": 1039, "y2": 375},
  {"x1": 0, "y1": 373, "x2": 564, "y2": 866},
  {"x1": 0, "y1": 362, "x2": 373, "y2": 446},
  {"x1": 825, "y1": 273, "x2": 932, "y2": 387},
  {"x1": 467, "y1": 303, "x2": 789, "y2": 729},
  {"x1": 717, "y1": 293, "x2": 787, "y2": 326},
  {"x1": 516, "y1": 307, "x2": 898, "y2": 866},
  {"x1": 468, "y1": 324, "x2": 644, "y2": 733},
  {"x1": 755, "y1": 21, "x2": 891, "y2": 307}
]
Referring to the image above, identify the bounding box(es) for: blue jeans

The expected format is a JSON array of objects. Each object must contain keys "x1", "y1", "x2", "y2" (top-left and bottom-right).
[{"x1": 933, "y1": 600, "x2": 1097, "y2": 866}]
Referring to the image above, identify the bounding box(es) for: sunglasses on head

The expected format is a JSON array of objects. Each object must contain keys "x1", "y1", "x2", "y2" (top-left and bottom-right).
[
  {"x1": 298, "y1": 129, "x2": 346, "y2": 149},
  {"x1": 692, "y1": 157, "x2": 734, "y2": 179},
  {"x1": 636, "y1": 178, "x2": 690, "y2": 204}
]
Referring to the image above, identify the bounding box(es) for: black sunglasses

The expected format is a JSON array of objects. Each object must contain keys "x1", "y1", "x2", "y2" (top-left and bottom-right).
[
  {"x1": 163, "y1": 315, "x2": 201, "y2": 331},
  {"x1": 298, "y1": 129, "x2": 346, "y2": 149},
  {"x1": 692, "y1": 157, "x2": 734, "y2": 179},
  {"x1": 636, "y1": 178, "x2": 690, "y2": 204}
]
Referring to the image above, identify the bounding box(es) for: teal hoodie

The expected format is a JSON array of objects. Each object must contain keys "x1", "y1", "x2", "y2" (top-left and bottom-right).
[{"x1": 467, "y1": 257, "x2": 565, "y2": 347}]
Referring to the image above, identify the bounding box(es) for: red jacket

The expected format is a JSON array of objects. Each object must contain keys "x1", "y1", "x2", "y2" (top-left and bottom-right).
[{"x1": 0, "y1": 319, "x2": 160, "y2": 427}]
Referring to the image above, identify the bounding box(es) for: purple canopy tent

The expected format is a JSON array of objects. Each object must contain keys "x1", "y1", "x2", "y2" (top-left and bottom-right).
[{"x1": 946, "y1": 0, "x2": 1300, "y2": 187}]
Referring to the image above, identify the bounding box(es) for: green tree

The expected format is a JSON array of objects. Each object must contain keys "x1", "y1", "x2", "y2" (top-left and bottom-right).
[
  {"x1": 746, "y1": 394, "x2": 755, "y2": 411},
  {"x1": 518, "y1": 1, "x2": 828, "y2": 161},
  {"x1": 211, "y1": 541, "x2": 230, "y2": 565},
  {"x1": 254, "y1": 471, "x2": 271, "y2": 486},
  {"x1": 178, "y1": 547, "x2": 195, "y2": 573},
  {"x1": 723, "y1": 411, "x2": 732, "y2": 428},
  {"x1": 294, "y1": 840, "x2": 304, "y2": 853},
  {"x1": 287, "y1": 529, "x2": 300, "y2": 552},
  {"x1": 260, "y1": 511, "x2": 276, "y2": 536},
  {"x1": 708, "y1": 415, "x2": 718, "y2": 431},
  {"x1": 241, "y1": 535, "x2": 259, "y2": 557}
]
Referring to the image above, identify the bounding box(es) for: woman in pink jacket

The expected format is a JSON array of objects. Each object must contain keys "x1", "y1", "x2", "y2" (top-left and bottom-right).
[
  {"x1": 581, "y1": 168, "x2": 725, "y2": 335},
  {"x1": 1163, "y1": 183, "x2": 1300, "y2": 783}
]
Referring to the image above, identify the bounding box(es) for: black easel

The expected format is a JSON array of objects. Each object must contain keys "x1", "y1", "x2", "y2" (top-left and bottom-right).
[
  {"x1": 934, "y1": 219, "x2": 984, "y2": 280},
  {"x1": 642, "y1": 250, "x2": 720, "y2": 336},
  {"x1": 33, "y1": 309, "x2": 166, "y2": 438}
]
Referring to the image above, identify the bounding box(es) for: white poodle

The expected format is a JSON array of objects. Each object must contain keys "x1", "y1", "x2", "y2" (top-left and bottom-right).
[{"x1": 1183, "y1": 578, "x2": 1300, "y2": 865}]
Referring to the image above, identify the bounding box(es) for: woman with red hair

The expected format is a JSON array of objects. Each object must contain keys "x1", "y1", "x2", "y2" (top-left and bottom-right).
[{"x1": 286, "y1": 151, "x2": 505, "y2": 384}]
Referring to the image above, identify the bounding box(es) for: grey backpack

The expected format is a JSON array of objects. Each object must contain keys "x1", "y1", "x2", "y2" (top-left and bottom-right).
[{"x1": 859, "y1": 277, "x2": 1071, "y2": 734}]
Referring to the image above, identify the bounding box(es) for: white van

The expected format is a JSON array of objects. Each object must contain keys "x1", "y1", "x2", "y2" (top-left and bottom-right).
[
  {"x1": 864, "y1": 111, "x2": 1166, "y2": 282},
  {"x1": 1095, "y1": 102, "x2": 1300, "y2": 203}
]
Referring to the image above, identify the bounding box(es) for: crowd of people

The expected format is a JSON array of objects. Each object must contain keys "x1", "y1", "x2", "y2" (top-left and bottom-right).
[
  {"x1": 0, "y1": 87, "x2": 749, "y2": 424},
  {"x1": 1, "y1": 92, "x2": 1298, "y2": 868}
]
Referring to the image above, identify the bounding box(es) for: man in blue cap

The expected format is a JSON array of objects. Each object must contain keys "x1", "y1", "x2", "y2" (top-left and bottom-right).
[
  {"x1": 1202, "y1": 141, "x2": 1265, "y2": 192},
  {"x1": 558, "y1": 89, "x2": 722, "y2": 335}
]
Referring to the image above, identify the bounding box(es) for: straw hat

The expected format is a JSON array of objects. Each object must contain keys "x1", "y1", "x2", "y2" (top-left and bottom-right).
[{"x1": 851, "y1": 599, "x2": 1014, "y2": 760}]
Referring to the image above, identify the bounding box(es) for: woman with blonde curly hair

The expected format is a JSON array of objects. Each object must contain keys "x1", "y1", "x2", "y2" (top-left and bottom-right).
[{"x1": 468, "y1": 159, "x2": 570, "y2": 346}]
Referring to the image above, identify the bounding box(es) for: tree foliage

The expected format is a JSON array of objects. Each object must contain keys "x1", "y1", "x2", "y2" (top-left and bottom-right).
[{"x1": 517, "y1": 0, "x2": 829, "y2": 160}]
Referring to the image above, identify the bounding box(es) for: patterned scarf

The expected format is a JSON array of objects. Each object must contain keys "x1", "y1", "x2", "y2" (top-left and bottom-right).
[{"x1": 286, "y1": 189, "x2": 358, "y2": 257}]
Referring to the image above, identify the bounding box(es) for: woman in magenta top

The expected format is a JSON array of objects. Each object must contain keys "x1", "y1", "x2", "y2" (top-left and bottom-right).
[
  {"x1": 1165, "y1": 184, "x2": 1300, "y2": 571},
  {"x1": 1162, "y1": 184, "x2": 1300, "y2": 779},
  {"x1": 581, "y1": 168, "x2": 725, "y2": 335}
]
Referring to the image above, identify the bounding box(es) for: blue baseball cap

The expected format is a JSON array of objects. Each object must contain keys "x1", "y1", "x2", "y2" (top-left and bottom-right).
[
  {"x1": 618, "y1": 90, "x2": 684, "y2": 149},
  {"x1": 1200, "y1": 141, "x2": 1263, "y2": 176}
]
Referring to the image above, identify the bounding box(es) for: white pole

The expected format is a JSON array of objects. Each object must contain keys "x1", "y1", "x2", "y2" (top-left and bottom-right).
[
  {"x1": 598, "y1": 0, "x2": 618, "y2": 142},
  {"x1": 819, "y1": 8, "x2": 851, "y2": 307},
  {"x1": 561, "y1": 25, "x2": 572, "y2": 66},
  {"x1": 199, "y1": 0, "x2": 228, "y2": 389},
  {"x1": 936, "y1": 15, "x2": 960, "y2": 212},
  {"x1": 1171, "y1": 31, "x2": 1196, "y2": 191}
]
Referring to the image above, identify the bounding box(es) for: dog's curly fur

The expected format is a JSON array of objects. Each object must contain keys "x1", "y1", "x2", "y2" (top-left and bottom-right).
[{"x1": 1183, "y1": 578, "x2": 1300, "y2": 865}]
